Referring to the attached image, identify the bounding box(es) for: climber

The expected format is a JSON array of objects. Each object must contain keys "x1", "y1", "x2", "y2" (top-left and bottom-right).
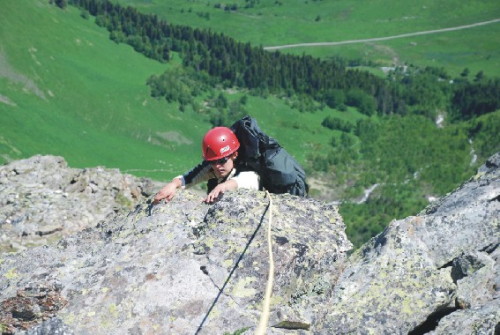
[{"x1": 153, "y1": 126, "x2": 260, "y2": 204}]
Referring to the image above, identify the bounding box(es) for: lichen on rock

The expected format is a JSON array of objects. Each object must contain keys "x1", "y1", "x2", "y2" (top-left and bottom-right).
[
  {"x1": 0, "y1": 152, "x2": 498, "y2": 334},
  {"x1": 0, "y1": 155, "x2": 162, "y2": 253}
]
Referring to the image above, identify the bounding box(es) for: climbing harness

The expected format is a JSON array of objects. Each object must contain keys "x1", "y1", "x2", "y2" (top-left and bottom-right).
[{"x1": 195, "y1": 191, "x2": 275, "y2": 335}]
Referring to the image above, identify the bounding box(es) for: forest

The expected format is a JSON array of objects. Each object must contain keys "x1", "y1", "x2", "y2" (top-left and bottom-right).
[{"x1": 59, "y1": 0, "x2": 500, "y2": 122}]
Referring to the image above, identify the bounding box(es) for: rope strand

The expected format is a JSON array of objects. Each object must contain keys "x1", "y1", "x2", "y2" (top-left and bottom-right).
[
  {"x1": 195, "y1": 195, "x2": 271, "y2": 334},
  {"x1": 255, "y1": 191, "x2": 275, "y2": 335}
]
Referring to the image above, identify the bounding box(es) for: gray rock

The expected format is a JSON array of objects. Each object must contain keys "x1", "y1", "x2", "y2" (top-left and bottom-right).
[
  {"x1": 428, "y1": 299, "x2": 500, "y2": 335},
  {"x1": 452, "y1": 249, "x2": 498, "y2": 309},
  {"x1": 0, "y1": 187, "x2": 351, "y2": 334},
  {"x1": 0, "y1": 155, "x2": 163, "y2": 252},
  {"x1": 23, "y1": 317, "x2": 74, "y2": 335},
  {"x1": 319, "y1": 152, "x2": 499, "y2": 334},
  {"x1": 0, "y1": 152, "x2": 498, "y2": 334}
]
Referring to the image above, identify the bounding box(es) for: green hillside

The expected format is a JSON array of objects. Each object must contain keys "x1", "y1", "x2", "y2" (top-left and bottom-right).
[
  {"x1": 0, "y1": 0, "x2": 194, "y2": 178},
  {"x1": 0, "y1": 0, "x2": 333, "y2": 179},
  {"x1": 1, "y1": 0, "x2": 499, "y2": 248},
  {"x1": 114, "y1": 0, "x2": 500, "y2": 78}
]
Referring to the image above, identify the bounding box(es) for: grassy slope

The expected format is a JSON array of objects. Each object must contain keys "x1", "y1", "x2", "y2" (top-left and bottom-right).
[
  {"x1": 1, "y1": 0, "x2": 497, "y2": 181},
  {"x1": 1, "y1": 0, "x2": 498, "y2": 249},
  {"x1": 0, "y1": 0, "x2": 202, "y2": 179},
  {"x1": 1, "y1": 0, "x2": 359, "y2": 181},
  {"x1": 115, "y1": 0, "x2": 500, "y2": 77}
]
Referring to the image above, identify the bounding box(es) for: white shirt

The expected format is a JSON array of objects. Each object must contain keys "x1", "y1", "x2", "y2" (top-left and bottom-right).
[
  {"x1": 177, "y1": 165, "x2": 260, "y2": 190},
  {"x1": 225, "y1": 168, "x2": 260, "y2": 190}
]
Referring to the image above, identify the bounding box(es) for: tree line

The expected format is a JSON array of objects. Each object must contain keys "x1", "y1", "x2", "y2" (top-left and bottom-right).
[
  {"x1": 66, "y1": 0, "x2": 407, "y2": 115},
  {"x1": 314, "y1": 111, "x2": 500, "y2": 247},
  {"x1": 55, "y1": 0, "x2": 499, "y2": 248},
  {"x1": 63, "y1": 0, "x2": 500, "y2": 121}
]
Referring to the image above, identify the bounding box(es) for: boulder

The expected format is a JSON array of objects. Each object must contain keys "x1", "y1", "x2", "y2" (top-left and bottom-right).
[
  {"x1": 0, "y1": 188, "x2": 351, "y2": 334},
  {"x1": 0, "y1": 155, "x2": 162, "y2": 252},
  {"x1": 320, "y1": 153, "x2": 499, "y2": 334},
  {"x1": 0, "y1": 153, "x2": 498, "y2": 334}
]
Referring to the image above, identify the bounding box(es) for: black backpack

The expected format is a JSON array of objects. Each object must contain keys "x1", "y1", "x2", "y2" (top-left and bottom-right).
[{"x1": 230, "y1": 116, "x2": 308, "y2": 197}]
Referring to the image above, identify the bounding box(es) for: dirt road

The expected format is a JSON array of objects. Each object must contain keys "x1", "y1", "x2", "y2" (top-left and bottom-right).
[{"x1": 264, "y1": 18, "x2": 500, "y2": 50}]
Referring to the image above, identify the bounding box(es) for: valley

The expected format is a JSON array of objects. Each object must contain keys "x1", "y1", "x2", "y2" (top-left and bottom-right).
[{"x1": 1, "y1": 0, "x2": 499, "y2": 246}]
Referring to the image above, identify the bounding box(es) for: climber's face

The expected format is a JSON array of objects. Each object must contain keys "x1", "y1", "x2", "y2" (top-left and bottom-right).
[{"x1": 210, "y1": 152, "x2": 237, "y2": 178}]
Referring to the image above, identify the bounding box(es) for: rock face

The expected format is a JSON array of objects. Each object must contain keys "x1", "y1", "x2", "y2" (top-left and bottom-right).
[
  {"x1": 320, "y1": 152, "x2": 500, "y2": 334},
  {"x1": 0, "y1": 185, "x2": 351, "y2": 334},
  {"x1": 0, "y1": 155, "x2": 162, "y2": 252},
  {"x1": 0, "y1": 153, "x2": 498, "y2": 334}
]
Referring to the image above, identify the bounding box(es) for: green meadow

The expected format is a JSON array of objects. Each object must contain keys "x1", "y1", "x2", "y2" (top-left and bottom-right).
[
  {"x1": 1, "y1": 0, "x2": 499, "y2": 247},
  {"x1": 0, "y1": 0, "x2": 351, "y2": 180},
  {"x1": 1, "y1": 0, "x2": 498, "y2": 181},
  {"x1": 114, "y1": 0, "x2": 500, "y2": 77},
  {"x1": 1, "y1": 0, "x2": 187, "y2": 178}
]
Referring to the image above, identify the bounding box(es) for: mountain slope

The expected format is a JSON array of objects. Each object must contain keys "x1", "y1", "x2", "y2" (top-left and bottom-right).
[
  {"x1": 114, "y1": 0, "x2": 500, "y2": 77},
  {"x1": 1, "y1": 0, "x2": 499, "y2": 249},
  {"x1": 0, "y1": 0, "x2": 213, "y2": 177},
  {"x1": 0, "y1": 153, "x2": 498, "y2": 334},
  {"x1": 0, "y1": 0, "x2": 344, "y2": 180}
]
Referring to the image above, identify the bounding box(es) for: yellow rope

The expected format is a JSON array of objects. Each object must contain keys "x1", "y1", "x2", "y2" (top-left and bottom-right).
[{"x1": 255, "y1": 191, "x2": 275, "y2": 335}]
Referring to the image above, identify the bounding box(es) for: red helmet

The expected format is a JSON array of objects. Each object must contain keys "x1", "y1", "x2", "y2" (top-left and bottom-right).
[{"x1": 202, "y1": 127, "x2": 240, "y2": 161}]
